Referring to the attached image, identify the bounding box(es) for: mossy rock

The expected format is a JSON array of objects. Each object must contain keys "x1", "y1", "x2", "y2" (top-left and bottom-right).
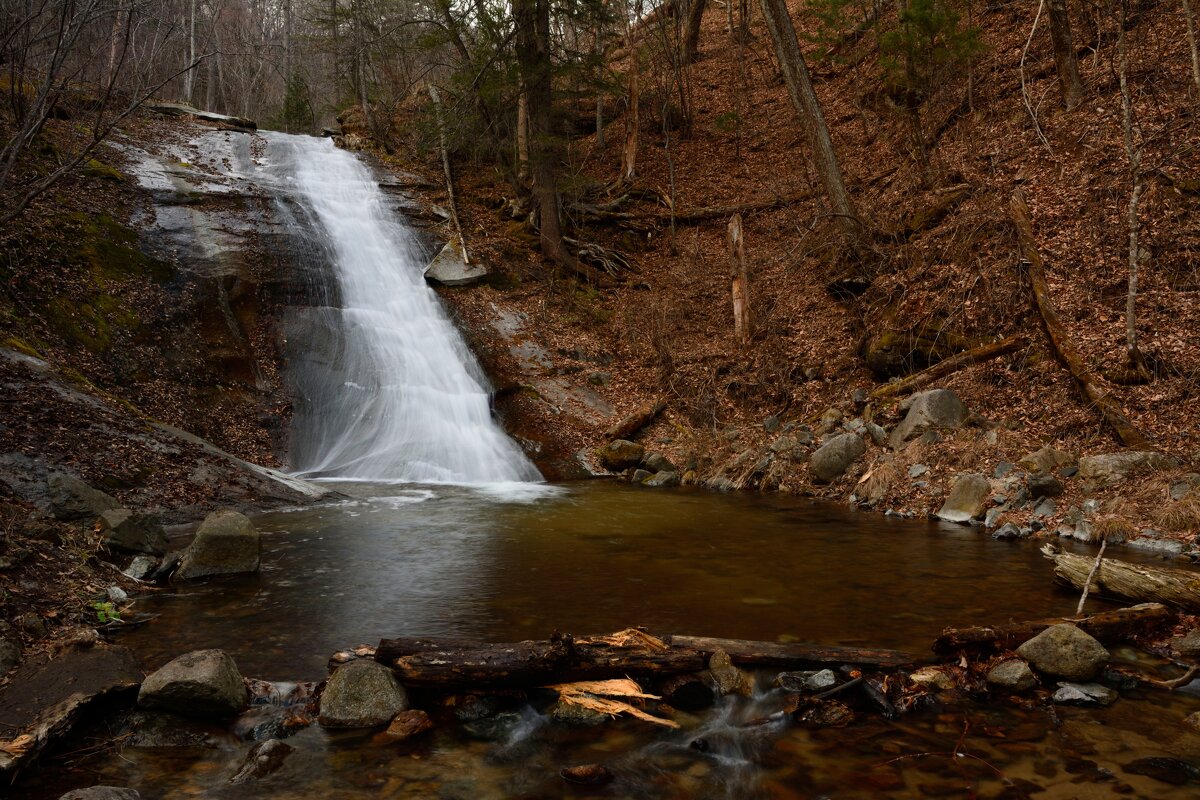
[
  {"x1": 2, "y1": 337, "x2": 42, "y2": 358},
  {"x1": 83, "y1": 159, "x2": 125, "y2": 182},
  {"x1": 44, "y1": 293, "x2": 140, "y2": 354},
  {"x1": 66, "y1": 212, "x2": 173, "y2": 283}
]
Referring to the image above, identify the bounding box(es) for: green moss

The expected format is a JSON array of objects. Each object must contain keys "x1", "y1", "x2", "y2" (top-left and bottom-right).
[
  {"x1": 44, "y1": 293, "x2": 139, "y2": 355},
  {"x1": 65, "y1": 212, "x2": 172, "y2": 283},
  {"x1": 2, "y1": 337, "x2": 42, "y2": 358},
  {"x1": 83, "y1": 159, "x2": 124, "y2": 182}
]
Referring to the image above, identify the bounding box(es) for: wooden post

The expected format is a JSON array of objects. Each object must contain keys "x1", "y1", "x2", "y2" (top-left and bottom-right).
[{"x1": 728, "y1": 213, "x2": 750, "y2": 347}]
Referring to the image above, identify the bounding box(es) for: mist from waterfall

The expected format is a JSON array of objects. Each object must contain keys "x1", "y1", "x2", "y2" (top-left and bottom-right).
[{"x1": 261, "y1": 132, "x2": 541, "y2": 485}]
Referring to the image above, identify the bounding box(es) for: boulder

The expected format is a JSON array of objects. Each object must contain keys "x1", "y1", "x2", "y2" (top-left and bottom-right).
[
  {"x1": 59, "y1": 789, "x2": 140, "y2": 800},
  {"x1": 1016, "y1": 624, "x2": 1109, "y2": 681},
  {"x1": 936, "y1": 474, "x2": 991, "y2": 523},
  {"x1": 1018, "y1": 446, "x2": 1076, "y2": 475},
  {"x1": 1052, "y1": 682, "x2": 1117, "y2": 706},
  {"x1": 642, "y1": 452, "x2": 677, "y2": 473},
  {"x1": 889, "y1": 389, "x2": 968, "y2": 448},
  {"x1": 644, "y1": 471, "x2": 681, "y2": 488},
  {"x1": 138, "y1": 649, "x2": 247, "y2": 718},
  {"x1": 809, "y1": 433, "x2": 866, "y2": 483},
  {"x1": 631, "y1": 469, "x2": 653, "y2": 483},
  {"x1": 1078, "y1": 451, "x2": 1177, "y2": 487},
  {"x1": 122, "y1": 555, "x2": 159, "y2": 581},
  {"x1": 1027, "y1": 474, "x2": 1064, "y2": 499},
  {"x1": 423, "y1": 239, "x2": 488, "y2": 287},
  {"x1": 98, "y1": 509, "x2": 167, "y2": 556},
  {"x1": 175, "y1": 509, "x2": 260, "y2": 580},
  {"x1": 991, "y1": 523, "x2": 1027, "y2": 540},
  {"x1": 47, "y1": 474, "x2": 119, "y2": 522},
  {"x1": 318, "y1": 659, "x2": 408, "y2": 728},
  {"x1": 597, "y1": 440, "x2": 644, "y2": 472},
  {"x1": 865, "y1": 422, "x2": 888, "y2": 447},
  {"x1": 986, "y1": 659, "x2": 1038, "y2": 692}
]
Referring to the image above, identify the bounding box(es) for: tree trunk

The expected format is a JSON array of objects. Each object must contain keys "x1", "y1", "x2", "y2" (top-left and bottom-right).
[
  {"x1": 621, "y1": 35, "x2": 639, "y2": 183},
  {"x1": 757, "y1": 0, "x2": 861, "y2": 242},
  {"x1": 184, "y1": 0, "x2": 197, "y2": 104},
  {"x1": 1045, "y1": 547, "x2": 1200, "y2": 612},
  {"x1": 1009, "y1": 189, "x2": 1149, "y2": 447},
  {"x1": 371, "y1": 630, "x2": 914, "y2": 688},
  {"x1": 1117, "y1": 0, "x2": 1150, "y2": 379},
  {"x1": 517, "y1": 91, "x2": 530, "y2": 181},
  {"x1": 1046, "y1": 0, "x2": 1083, "y2": 110},
  {"x1": 605, "y1": 398, "x2": 667, "y2": 438},
  {"x1": 728, "y1": 213, "x2": 750, "y2": 346},
  {"x1": 514, "y1": 0, "x2": 584, "y2": 273},
  {"x1": 1184, "y1": 0, "x2": 1200, "y2": 97},
  {"x1": 933, "y1": 602, "x2": 1175, "y2": 654},
  {"x1": 682, "y1": 0, "x2": 707, "y2": 64}
]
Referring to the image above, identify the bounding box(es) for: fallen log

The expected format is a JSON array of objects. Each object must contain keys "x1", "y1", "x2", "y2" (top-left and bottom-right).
[
  {"x1": 933, "y1": 602, "x2": 1175, "y2": 654},
  {"x1": 572, "y1": 190, "x2": 813, "y2": 228},
  {"x1": 870, "y1": 335, "x2": 1028, "y2": 400},
  {"x1": 1043, "y1": 545, "x2": 1200, "y2": 612},
  {"x1": 1010, "y1": 190, "x2": 1149, "y2": 447},
  {"x1": 604, "y1": 398, "x2": 667, "y2": 440},
  {"x1": 373, "y1": 629, "x2": 915, "y2": 688}
]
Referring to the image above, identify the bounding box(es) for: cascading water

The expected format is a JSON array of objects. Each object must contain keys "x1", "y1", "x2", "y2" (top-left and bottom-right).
[{"x1": 259, "y1": 132, "x2": 541, "y2": 484}]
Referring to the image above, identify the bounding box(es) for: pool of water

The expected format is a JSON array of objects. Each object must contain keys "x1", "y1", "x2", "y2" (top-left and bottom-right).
[{"x1": 21, "y1": 483, "x2": 1200, "y2": 798}]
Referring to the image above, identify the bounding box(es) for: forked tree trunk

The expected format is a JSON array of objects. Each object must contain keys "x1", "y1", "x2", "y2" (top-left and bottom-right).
[
  {"x1": 1046, "y1": 0, "x2": 1083, "y2": 110},
  {"x1": 728, "y1": 213, "x2": 750, "y2": 346},
  {"x1": 757, "y1": 0, "x2": 861, "y2": 243}
]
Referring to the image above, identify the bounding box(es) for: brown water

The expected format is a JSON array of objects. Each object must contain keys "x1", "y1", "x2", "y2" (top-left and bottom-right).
[{"x1": 21, "y1": 483, "x2": 1200, "y2": 798}]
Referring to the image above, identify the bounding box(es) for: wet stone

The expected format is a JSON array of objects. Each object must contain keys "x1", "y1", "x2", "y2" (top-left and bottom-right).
[
  {"x1": 1123, "y1": 757, "x2": 1200, "y2": 785},
  {"x1": 631, "y1": 469, "x2": 653, "y2": 483},
  {"x1": 1052, "y1": 682, "x2": 1117, "y2": 706},
  {"x1": 59, "y1": 789, "x2": 140, "y2": 800},
  {"x1": 122, "y1": 555, "x2": 158, "y2": 581},
  {"x1": 318, "y1": 659, "x2": 408, "y2": 728},
  {"x1": 776, "y1": 669, "x2": 837, "y2": 693},
  {"x1": 229, "y1": 738, "x2": 294, "y2": 784},
  {"x1": 125, "y1": 710, "x2": 223, "y2": 748},
  {"x1": 0, "y1": 638, "x2": 19, "y2": 674},
  {"x1": 139, "y1": 649, "x2": 246, "y2": 719},
  {"x1": 708, "y1": 649, "x2": 753, "y2": 696},
  {"x1": 464, "y1": 709, "x2": 528, "y2": 738},
  {"x1": 644, "y1": 471, "x2": 681, "y2": 488},
  {"x1": 1017, "y1": 624, "x2": 1108, "y2": 681},
  {"x1": 987, "y1": 659, "x2": 1038, "y2": 692},
  {"x1": 561, "y1": 764, "x2": 614, "y2": 786},
  {"x1": 383, "y1": 709, "x2": 434, "y2": 740}
]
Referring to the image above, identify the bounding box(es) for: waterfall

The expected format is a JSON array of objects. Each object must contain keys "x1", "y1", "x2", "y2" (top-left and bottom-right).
[{"x1": 260, "y1": 132, "x2": 541, "y2": 485}]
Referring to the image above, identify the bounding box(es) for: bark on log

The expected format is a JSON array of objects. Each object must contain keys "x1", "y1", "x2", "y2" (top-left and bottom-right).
[
  {"x1": 373, "y1": 631, "x2": 915, "y2": 688},
  {"x1": 1044, "y1": 546, "x2": 1200, "y2": 612},
  {"x1": 932, "y1": 602, "x2": 1175, "y2": 654},
  {"x1": 869, "y1": 335, "x2": 1028, "y2": 400},
  {"x1": 1010, "y1": 190, "x2": 1149, "y2": 448},
  {"x1": 605, "y1": 398, "x2": 667, "y2": 439}
]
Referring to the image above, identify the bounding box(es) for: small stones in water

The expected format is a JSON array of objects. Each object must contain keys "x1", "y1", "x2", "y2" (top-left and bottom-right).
[
  {"x1": 707, "y1": 649, "x2": 753, "y2": 697},
  {"x1": 631, "y1": 468, "x2": 653, "y2": 483},
  {"x1": 992, "y1": 523, "x2": 1027, "y2": 540},
  {"x1": 229, "y1": 738, "x2": 294, "y2": 784},
  {"x1": 58, "y1": 788, "x2": 141, "y2": 800},
  {"x1": 644, "y1": 471, "x2": 681, "y2": 488},
  {"x1": 986, "y1": 659, "x2": 1038, "y2": 692},
  {"x1": 106, "y1": 586, "x2": 128, "y2": 604},
  {"x1": 908, "y1": 667, "x2": 955, "y2": 692},
  {"x1": 122, "y1": 555, "x2": 158, "y2": 581},
  {"x1": 794, "y1": 699, "x2": 854, "y2": 728},
  {"x1": 1124, "y1": 756, "x2": 1200, "y2": 785},
  {"x1": 560, "y1": 764, "x2": 614, "y2": 786},
  {"x1": 383, "y1": 709, "x2": 434, "y2": 741},
  {"x1": 776, "y1": 669, "x2": 837, "y2": 693},
  {"x1": 1052, "y1": 682, "x2": 1117, "y2": 706}
]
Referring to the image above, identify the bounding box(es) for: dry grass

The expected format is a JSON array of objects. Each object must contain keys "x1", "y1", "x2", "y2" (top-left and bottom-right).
[
  {"x1": 1088, "y1": 516, "x2": 1139, "y2": 544},
  {"x1": 1155, "y1": 491, "x2": 1200, "y2": 533},
  {"x1": 858, "y1": 455, "x2": 900, "y2": 505}
]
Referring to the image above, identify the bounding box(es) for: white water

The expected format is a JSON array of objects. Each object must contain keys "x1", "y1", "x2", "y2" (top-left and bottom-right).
[{"x1": 260, "y1": 132, "x2": 541, "y2": 484}]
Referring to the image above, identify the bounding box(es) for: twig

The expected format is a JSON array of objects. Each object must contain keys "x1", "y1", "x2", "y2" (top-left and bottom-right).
[
  {"x1": 1075, "y1": 538, "x2": 1107, "y2": 616},
  {"x1": 1019, "y1": 0, "x2": 1053, "y2": 154}
]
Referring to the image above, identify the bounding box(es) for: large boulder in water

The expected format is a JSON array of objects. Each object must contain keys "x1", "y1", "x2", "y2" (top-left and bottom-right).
[
  {"x1": 936, "y1": 473, "x2": 991, "y2": 523},
  {"x1": 138, "y1": 649, "x2": 247, "y2": 718},
  {"x1": 175, "y1": 509, "x2": 260, "y2": 580},
  {"x1": 597, "y1": 440, "x2": 644, "y2": 471},
  {"x1": 318, "y1": 659, "x2": 409, "y2": 728},
  {"x1": 809, "y1": 433, "x2": 865, "y2": 483},
  {"x1": 1016, "y1": 624, "x2": 1109, "y2": 681},
  {"x1": 889, "y1": 389, "x2": 969, "y2": 449},
  {"x1": 47, "y1": 473, "x2": 119, "y2": 521}
]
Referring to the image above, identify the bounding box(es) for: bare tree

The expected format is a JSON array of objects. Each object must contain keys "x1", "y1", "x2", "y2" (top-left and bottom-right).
[
  {"x1": 1116, "y1": 0, "x2": 1150, "y2": 379},
  {"x1": 1184, "y1": 0, "x2": 1200, "y2": 97},
  {"x1": 681, "y1": 0, "x2": 706, "y2": 64},
  {"x1": 1046, "y1": 0, "x2": 1083, "y2": 110},
  {"x1": 757, "y1": 0, "x2": 862, "y2": 244}
]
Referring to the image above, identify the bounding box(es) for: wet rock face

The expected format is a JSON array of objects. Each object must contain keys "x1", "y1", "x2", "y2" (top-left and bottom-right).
[
  {"x1": 47, "y1": 474, "x2": 119, "y2": 522},
  {"x1": 809, "y1": 433, "x2": 865, "y2": 483},
  {"x1": 1016, "y1": 624, "x2": 1109, "y2": 682},
  {"x1": 138, "y1": 649, "x2": 247, "y2": 719},
  {"x1": 318, "y1": 660, "x2": 409, "y2": 728},
  {"x1": 175, "y1": 509, "x2": 260, "y2": 580},
  {"x1": 97, "y1": 509, "x2": 168, "y2": 556},
  {"x1": 889, "y1": 389, "x2": 968, "y2": 448},
  {"x1": 59, "y1": 788, "x2": 141, "y2": 800}
]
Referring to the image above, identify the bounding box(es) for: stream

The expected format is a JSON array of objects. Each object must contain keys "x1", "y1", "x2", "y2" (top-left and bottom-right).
[{"x1": 22, "y1": 482, "x2": 1200, "y2": 798}]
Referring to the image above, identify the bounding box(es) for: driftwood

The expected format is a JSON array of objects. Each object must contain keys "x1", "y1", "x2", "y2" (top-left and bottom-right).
[
  {"x1": 1010, "y1": 190, "x2": 1149, "y2": 447},
  {"x1": 373, "y1": 630, "x2": 914, "y2": 688},
  {"x1": 605, "y1": 398, "x2": 667, "y2": 439},
  {"x1": 870, "y1": 335, "x2": 1028, "y2": 400},
  {"x1": 933, "y1": 602, "x2": 1175, "y2": 654},
  {"x1": 1044, "y1": 546, "x2": 1200, "y2": 612}
]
